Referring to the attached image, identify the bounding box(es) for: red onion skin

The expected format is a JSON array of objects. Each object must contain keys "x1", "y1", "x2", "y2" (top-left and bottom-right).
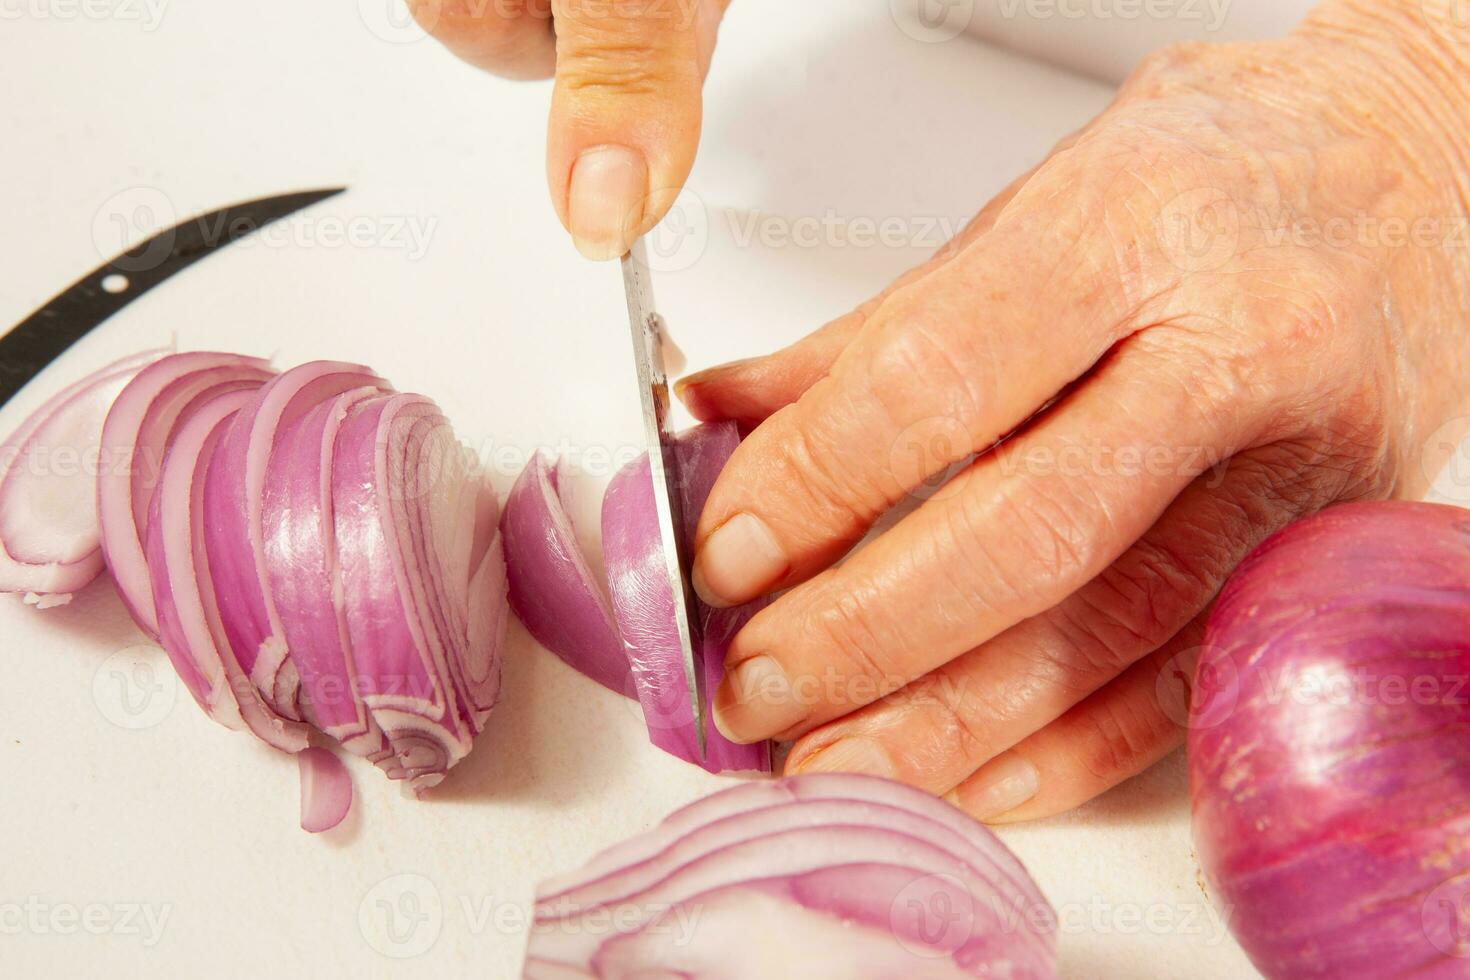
[{"x1": 1189, "y1": 501, "x2": 1470, "y2": 978}]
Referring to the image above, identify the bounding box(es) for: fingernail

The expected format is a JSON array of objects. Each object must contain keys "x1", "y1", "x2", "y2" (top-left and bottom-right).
[
  {"x1": 692, "y1": 513, "x2": 788, "y2": 608},
  {"x1": 793, "y1": 737, "x2": 897, "y2": 779},
  {"x1": 567, "y1": 145, "x2": 646, "y2": 260},
  {"x1": 947, "y1": 753, "x2": 1039, "y2": 822},
  {"x1": 713, "y1": 655, "x2": 806, "y2": 744}
]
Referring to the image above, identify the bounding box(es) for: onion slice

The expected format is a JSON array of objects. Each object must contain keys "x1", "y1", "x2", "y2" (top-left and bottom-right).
[
  {"x1": 98, "y1": 351, "x2": 276, "y2": 637},
  {"x1": 0, "y1": 349, "x2": 167, "y2": 598},
  {"x1": 330, "y1": 393, "x2": 502, "y2": 790},
  {"x1": 146, "y1": 387, "x2": 304, "y2": 745},
  {"x1": 526, "y1": 774, "x2": 1058, "y2": 979},
  {"x1": 203, "y1": 362, "x2": 389, "y2": 721},
  {"x1": 502, "y1": 452, "x2": 631, "y2": 696},
  {"x1": 297, "y1": 746, "x2": 352, "y2": 834},
  {"x1": 602, "y1": 422, "x2": 769, "y2": 773}
]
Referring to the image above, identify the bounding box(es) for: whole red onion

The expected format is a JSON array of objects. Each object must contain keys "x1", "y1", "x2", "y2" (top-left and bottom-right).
[{"x1": 1190, "y1": 501, "x2": 1470, "y2": 978}]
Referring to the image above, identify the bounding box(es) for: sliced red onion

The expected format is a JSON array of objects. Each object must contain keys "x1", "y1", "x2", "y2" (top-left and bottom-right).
[
  {"x1": 602, "y1": 423, "x2": 769, "y2": 773},
  {"x1": 502, "y1": 452, "x2": 631, "y2": 696},
  {"x1": 329, "y1": 393, "x2": 503, "y2": 790},
  {"x1": 297, "y1": 746, "x2": 353, "y2": 834},
  {"x1": 203, "y1": 362, "x2": 389, "y2": 722},
  {"x1": 146, "y1": 387, "x2": 304, "y2": 746},
  {"x1": 526, "y1": 774, "x2": 1057, "y2": 979},
  {"x1": 0, "y1": 349, "x2": 166, "y2": 598},
  {"x1": 262, "y1": 387, "x2": 393, "y2": 762},
  {"x1": 98, "y1": 351, "x2": 276, "y2": 637},
  {"x1": 2, "y1": 347, "x2": 507, "y2": 818}
]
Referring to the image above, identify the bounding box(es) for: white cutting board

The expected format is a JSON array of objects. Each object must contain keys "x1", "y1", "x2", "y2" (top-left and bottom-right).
[{"x1": 0, "y1": 3, "x2": 1386, "y2": 977}]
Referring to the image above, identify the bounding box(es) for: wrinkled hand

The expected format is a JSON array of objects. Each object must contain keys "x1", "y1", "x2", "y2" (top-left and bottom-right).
[
  {"x1": 409, "y1": 0, "x2": 728, "y2": 259},
  {"x1": 680, "y1": 2, "x2": 1470, "y2": 822}
]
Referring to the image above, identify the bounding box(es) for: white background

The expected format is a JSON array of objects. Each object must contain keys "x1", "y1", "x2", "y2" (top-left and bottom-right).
[{"x1": 1, "y1": 1, "x2": 1413, "y2": 977}]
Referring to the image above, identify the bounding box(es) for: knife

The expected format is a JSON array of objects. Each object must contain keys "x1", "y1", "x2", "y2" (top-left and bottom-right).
[
  {"x1": 0, "y1": 187, "x2": 345, "y2": 409},
  {"x1": 622, "y1": 238, "x2": 707, "y2": 758}
]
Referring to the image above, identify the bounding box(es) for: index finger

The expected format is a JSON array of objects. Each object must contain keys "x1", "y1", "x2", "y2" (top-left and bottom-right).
[{"x1": 548, "y1": 0, "x2": 728, "y2": 258}]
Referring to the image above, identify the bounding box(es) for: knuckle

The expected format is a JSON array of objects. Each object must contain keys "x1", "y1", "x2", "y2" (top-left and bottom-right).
[
  {"x1": 862, "y1": 309, "x2": 989, "y2": 448},
  {"x1": 983, "y1": 480, "x2": 1101, "y2": 599},
  {"x1": 558, "y1": 45, "x2": 672, "y2": 96},
  {"x1": 1056, "y1": 537, "x2": 1209, "y2": 676},
  {"x1": 1074, "y1": 700, "x2": 1173, "y2": 786},
  {"x1": 902, "y1": 675, "x2": 999, "y2": 768},
  {"x1": 776, "y1": 403, "x2": 891, "y2": 540},
  {"x1": 811, "y1": 590, "x2": 898, "y2": 702}
]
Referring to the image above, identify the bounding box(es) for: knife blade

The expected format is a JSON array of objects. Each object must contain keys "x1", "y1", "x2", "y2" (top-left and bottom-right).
[
  {"x1": 622, "y1": 238, "x2": 707, "y2": 758},
  {"x1": 0, "y1": 187, "x2": 346, "y2": 409}
]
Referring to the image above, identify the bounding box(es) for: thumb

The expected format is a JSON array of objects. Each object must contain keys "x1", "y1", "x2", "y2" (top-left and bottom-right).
[{"x1": 548, "y1": 0, "x2": 725, "y2": 260}]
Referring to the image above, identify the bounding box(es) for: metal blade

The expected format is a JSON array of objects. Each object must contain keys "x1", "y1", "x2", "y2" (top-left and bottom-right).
[
  {"x1": 0, "y1": 187, "x2": 346, "y2": 409},
  {"x1": 623, "y1": 238, "x2": 707, "y2": 758}
]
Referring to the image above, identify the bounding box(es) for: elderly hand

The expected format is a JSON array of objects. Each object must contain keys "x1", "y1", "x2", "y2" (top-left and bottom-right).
[
  {"x1": 678, "y1": 0, "x2": 1470, "y2": 822},
  {"x1": 409, "y1": 0, "x2": 728, "y2": 260}
]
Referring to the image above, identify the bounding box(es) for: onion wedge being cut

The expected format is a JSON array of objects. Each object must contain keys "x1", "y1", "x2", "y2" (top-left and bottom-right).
[{"x1": 503, "y1": 422, "x2": 769, "y2": 773}]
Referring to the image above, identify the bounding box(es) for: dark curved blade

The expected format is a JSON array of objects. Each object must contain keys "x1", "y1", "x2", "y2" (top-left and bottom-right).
[{"x1": 0, "y1": 187, "x2": 346, "y2": 409}]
